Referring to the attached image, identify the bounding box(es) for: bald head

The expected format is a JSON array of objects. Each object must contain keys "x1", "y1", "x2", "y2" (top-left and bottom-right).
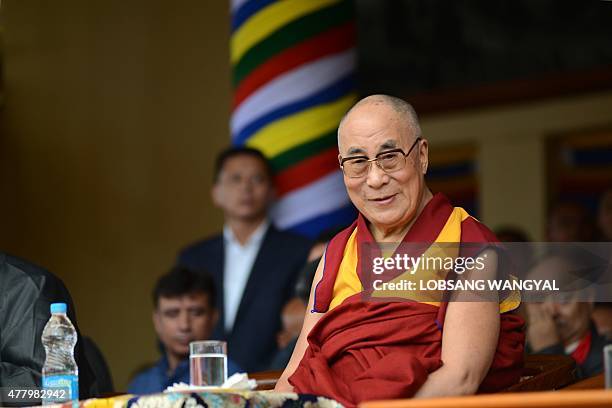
[
  {"x1": 338, "y1": 94, "x2": 422, "y2": 146},
  {"x1": 336, "y1": 94, "x2": 430, "y2": 240}
]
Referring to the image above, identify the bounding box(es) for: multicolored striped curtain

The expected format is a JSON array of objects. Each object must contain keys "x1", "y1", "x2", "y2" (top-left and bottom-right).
[{"x1": 230, "y1": 0, "x2": 357, "y2": 238}]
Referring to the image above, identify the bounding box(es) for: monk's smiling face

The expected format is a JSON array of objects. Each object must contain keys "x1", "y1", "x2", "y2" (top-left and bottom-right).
[{"x1": 338, "y1": 99, "x2": 429, "y2": 238}]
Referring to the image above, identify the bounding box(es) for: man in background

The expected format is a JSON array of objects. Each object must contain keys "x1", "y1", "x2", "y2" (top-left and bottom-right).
[
  {"x1": 177, "y1": 147, "x2": 310, "y2": 372},
  {"x1": 128, "y1": 267, "x2": 239, "y2": 394},
  {"x1": 0, "y1": 252, "x2": 100, "y2": 405},
  {"x1": 527, "y1": 296, "x2": 610, "y2": 379},
  {"x1": 527, "y1": 254, "x2": 611, "y2": 379}
]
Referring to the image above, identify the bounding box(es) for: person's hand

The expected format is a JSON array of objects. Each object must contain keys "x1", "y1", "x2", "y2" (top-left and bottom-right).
[
  {"x1": 274, "y1": 376, "x2": 294, "y2": 393},
  {"x1": 526, "y1": 303, "x2": 560, "y2": 351}
]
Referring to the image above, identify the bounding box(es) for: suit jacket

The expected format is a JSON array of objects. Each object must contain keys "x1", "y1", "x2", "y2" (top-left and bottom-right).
[
  {"x1": 177, "y1": 224, "x2": 311, "y2": 372},
  {"x1": 0, "y1": 252, "x2": 99, "y2": 406}
]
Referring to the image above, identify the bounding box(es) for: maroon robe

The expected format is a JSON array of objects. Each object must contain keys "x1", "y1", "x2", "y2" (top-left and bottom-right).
[{"x1": 289, "y1": 194, "x2": 525, "y2": 407}]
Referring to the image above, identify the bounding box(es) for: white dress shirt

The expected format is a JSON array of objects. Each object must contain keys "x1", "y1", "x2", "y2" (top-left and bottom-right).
[{"x1": 222, "y1": 219, "x2": 270, "y2": 332}]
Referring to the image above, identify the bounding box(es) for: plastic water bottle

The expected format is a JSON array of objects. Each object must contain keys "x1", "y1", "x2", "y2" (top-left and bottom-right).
[{"x1": 41, "y1": 303, "x2": 79, "y2": 405}]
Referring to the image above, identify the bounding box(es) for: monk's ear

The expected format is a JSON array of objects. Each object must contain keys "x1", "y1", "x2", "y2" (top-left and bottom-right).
[{"x1": 418, "y1": 138, "x2": 429, "y2": 175}]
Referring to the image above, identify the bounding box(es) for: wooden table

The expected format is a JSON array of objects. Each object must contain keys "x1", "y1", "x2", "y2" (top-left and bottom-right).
[
  {"x1": 359, "y1": 369, "x2": 609, "y2": 408},
  {"x1": 359, "y1": 390, "x2": 612, "y2": 408},
  {"x1": 249, "y1": 369, "x2": 282, "y2": 390},
  {"x1": 563, "y1": 373, "x2": 605, "y2": 390},
  {"x1": 505, "y1": 354, "x2": 576, "y2": 392}
]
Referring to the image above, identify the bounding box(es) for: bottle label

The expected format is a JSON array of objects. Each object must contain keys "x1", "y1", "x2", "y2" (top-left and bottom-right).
[{"x1": 42, "y1": 375, "x2": 78, "y2": 404}]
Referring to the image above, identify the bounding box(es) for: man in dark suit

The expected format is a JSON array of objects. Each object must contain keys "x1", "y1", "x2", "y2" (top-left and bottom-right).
[
  {"x1": 177, "y1": 147, "x2": 311, "y2": 372},
  {"x1": 0, "y1": 252, "x2": 101, "y2": 406}
]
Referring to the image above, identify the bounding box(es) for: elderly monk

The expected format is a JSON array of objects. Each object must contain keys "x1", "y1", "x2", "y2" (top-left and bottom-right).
[{"x1": 274, "y1": 95, "x2": 525, "y2": 407}]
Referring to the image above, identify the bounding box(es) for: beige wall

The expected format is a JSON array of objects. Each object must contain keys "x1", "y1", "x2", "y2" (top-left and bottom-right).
[
  {"x1": 422, "y1": 91, "x2": 612, "y2": 241},
  {"x1": 0, "y1": 0, "x2": 231, "y2": 390},
  {"x1": 1, "y1": 0, "x2": 612, "y2": 392}
]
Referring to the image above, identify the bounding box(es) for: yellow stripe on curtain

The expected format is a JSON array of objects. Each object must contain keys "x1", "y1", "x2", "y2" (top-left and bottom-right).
[
  {"x1": 231, "y1": 0, "x2": 342, "y2": 64},
  {"x1": 246, "y1": 93, "x2": 356, "y2": 157}
]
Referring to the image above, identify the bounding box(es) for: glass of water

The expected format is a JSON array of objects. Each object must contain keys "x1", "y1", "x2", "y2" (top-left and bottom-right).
[{"x1": 189, "y1": 340, "x2": 227, "y2": 387}]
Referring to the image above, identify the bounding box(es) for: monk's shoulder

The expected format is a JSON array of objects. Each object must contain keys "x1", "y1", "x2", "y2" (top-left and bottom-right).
[{"x1": 460, "y1": 215, "x2": 499, "y2": 243}]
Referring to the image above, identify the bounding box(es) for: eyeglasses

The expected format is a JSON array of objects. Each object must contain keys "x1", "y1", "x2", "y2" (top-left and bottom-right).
[{"x1": 339, "y1": 137, "x2": 422, "y2": 179}]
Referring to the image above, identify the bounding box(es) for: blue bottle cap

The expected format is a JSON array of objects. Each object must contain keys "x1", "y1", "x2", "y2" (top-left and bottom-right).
[{"x1": 50, "y1": 303, "x2": 67, "y2": 314}]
